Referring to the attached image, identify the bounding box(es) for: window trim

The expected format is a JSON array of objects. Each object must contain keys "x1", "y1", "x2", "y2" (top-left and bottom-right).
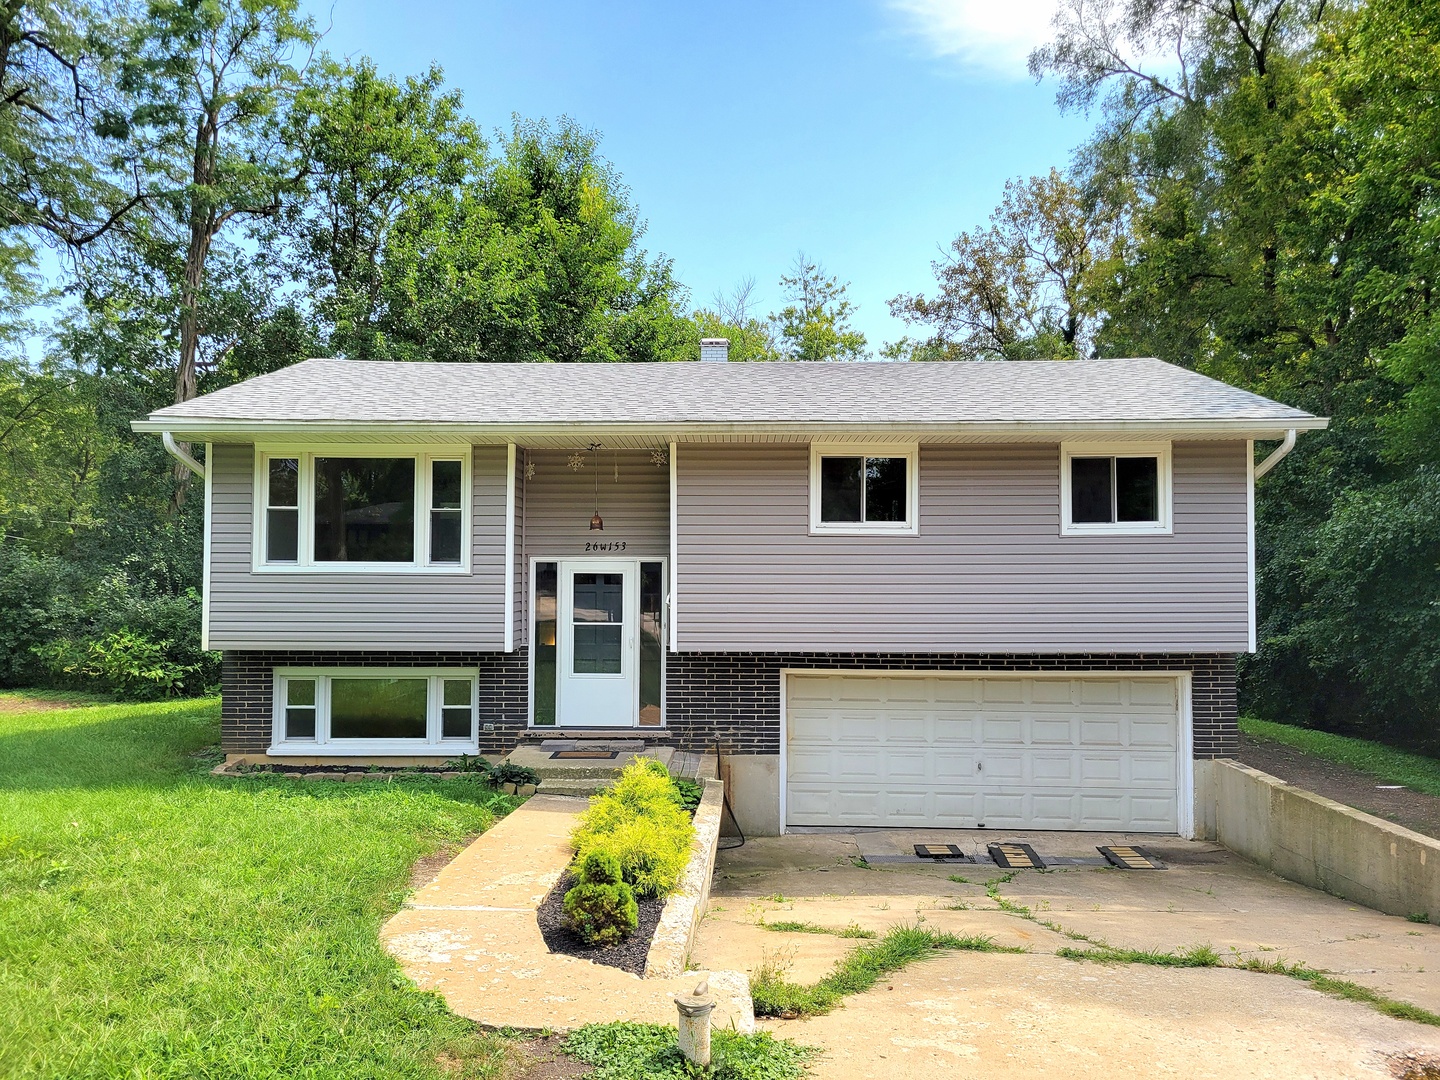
[
  {"x1": 808, "y1": 442, "x2": 919, "y2": 536},
  {"x1": 1059, "y1": 441, "x2": 1173, "y2": 537},
  {"x1": 252, "y1": 445, "x2": 472, "y2": 573},
  {"x1": 269, "y1": 667, "x2": 479, "y2": 755}
]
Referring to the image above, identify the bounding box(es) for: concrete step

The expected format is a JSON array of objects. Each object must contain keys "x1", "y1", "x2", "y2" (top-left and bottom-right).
[
  {"x1": 503, "y1": 744, "x2": 675, "y2": 782},
  {"x1": 534, "y1": 777, "x2": 612, "y2": 797}
]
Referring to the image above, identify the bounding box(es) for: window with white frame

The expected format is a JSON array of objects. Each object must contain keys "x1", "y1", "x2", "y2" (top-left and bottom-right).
[
  {"x1": 1060, "y1": 442, "x2": 1172, "y2": 535},
  {"x1": 809, "y1": 443, "x2": 919, "y2": 535},
  {"x1": 255, "y1": 450, "x2": 470, "y2": 570},
  {"x1": 272, "y1": 669, "x2": 478, "y2": 751}
]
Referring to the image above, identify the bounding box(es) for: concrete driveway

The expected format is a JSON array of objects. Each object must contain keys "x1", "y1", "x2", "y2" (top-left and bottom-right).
[{"x1": 690, "y1": 830, "x2": 1440, "y2": 1080}]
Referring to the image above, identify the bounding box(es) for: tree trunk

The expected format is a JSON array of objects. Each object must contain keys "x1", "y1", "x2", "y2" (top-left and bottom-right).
[{"x1": 172, "y1": 114, "x2": 218, "y2": 507}]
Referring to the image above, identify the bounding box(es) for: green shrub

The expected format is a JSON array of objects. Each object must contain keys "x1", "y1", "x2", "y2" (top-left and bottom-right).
[
  {"x1": 570, "y1": 759, "x2": 696, "y2": 899},
  {"x1": 673, "y1": 777, "x2": 703, "y2": 813},
  {"x1": 33, "y1": 630, "x2": 201, "y2": 700},
  {"x1": 563, "y1": 881, "x2": 639, "y2": 946},
  {"x1": 577, "y1": 849, "x2": 622, "y2": 886},
  {"x1": 580, "y1": 816, "x2": 692, "y2": 898},
  {"x1": 488, "y1": 761, "x2": 540, "y2": 787}
]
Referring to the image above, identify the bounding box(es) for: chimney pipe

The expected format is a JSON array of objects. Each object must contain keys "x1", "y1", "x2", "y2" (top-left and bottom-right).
[{"x1": 699, "y1": 338, "x2": 730, "y2": 363}]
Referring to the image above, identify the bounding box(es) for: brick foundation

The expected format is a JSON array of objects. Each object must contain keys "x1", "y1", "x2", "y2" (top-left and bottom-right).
[
  {"x1": 223, "y1": 649, "x2": 1236, "y2": 760},
  {"x1": 665, "y1": 652, "x2": 1237, "y2": 757},
  {"x1": 221, "y1": 649, "x2": 529, "y2": 755}
]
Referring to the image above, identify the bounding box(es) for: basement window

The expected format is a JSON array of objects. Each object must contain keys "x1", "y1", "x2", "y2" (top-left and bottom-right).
[{"x1": 270, "y1": 669, "x2": 478, "y2": 753}]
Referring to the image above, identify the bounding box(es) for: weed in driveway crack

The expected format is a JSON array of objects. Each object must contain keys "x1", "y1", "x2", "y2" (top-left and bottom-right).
[
  {"x1": 751, "y1": 923, "x2": 1025, "y2": 1019},
  {"x1": 758, "y1": 918, "x2": 877, "y2": 939}
]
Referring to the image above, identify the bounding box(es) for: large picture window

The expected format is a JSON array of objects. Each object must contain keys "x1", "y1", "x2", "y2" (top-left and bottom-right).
[
  {"x1": 809, "y1": 443, "x2": 918, "y2": 535},
  {"x1": 1060, "y1": 442, "x2": 1172, "y2": 536},
  {"x1": 271, "y1": 669, "x2": 477, "y2": 752},
  {"x1": 255, "y1": 449, "x2": 470, "y2": 571}
]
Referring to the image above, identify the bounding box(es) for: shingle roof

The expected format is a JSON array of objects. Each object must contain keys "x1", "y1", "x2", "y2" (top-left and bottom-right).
[{"x1": 139, "y1": 357, "x2": 1320, "y2": 429}]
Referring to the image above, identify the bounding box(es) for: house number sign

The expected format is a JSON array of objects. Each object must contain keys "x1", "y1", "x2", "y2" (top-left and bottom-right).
[{"x1": 584, "y1": 540, "x2": 628, "y2": 552}]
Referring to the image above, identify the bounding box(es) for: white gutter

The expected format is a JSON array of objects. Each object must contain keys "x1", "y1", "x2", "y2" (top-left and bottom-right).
[
  {"x1": 162, "y1": 431, "x2": 206, "y2": 479},
  {"x1": 1253, "y1": 428, "x2": 1298, "y2": 479},
  {"x1": 134, "y1": 416, "x2": 1331, "y2": 442}
]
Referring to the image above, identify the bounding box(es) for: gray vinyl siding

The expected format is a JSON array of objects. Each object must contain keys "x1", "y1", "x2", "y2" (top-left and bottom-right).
[
  {"x1": 207, "y1": 443, "x2": 507, "y2": 650},
  {"x1": 515, "y1": 448, "x2": 669, "y2": 641},
  {"x1": 675, "y1": 442, "x2": 1250, "y2": 653}
]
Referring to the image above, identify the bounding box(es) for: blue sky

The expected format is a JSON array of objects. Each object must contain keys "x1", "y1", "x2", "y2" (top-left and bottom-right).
[{"x1": 310, "y1": 0, "x2": 1092, "y2": 351}]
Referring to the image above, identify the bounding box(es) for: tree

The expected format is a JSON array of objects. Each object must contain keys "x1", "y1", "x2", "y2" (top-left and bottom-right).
[
  {"x1": 275, "y1": 57, "x2": 482, "y2": 359},
  {"x1": 769, "y1": 254, "x2": 867, "y2": 361},
  {"x1": 0, "y1": 0, "x2": 148, "y2": 303},
  {"x1": 889, "y1": 170, "x2": 1111, "y2": 361},
  {"x1": 690, "y1": 277, "x2": 780, "y2": 362},
  {"x1": 114, "y1": 0, "x2": 317, "y2": 407},
  {"x1": 372, "y1": 116, "x2": 691, "y2": 363}
]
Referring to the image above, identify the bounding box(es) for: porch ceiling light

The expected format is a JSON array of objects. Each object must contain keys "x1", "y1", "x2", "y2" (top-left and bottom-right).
[{"x1": 588, "y1": 442, "x2": 603, "y2": 530}]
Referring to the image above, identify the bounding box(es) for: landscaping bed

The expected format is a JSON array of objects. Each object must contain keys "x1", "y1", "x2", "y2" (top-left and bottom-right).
[
  {"x1": 537, "y1": 868, "x2": 666, "y2": 975},
  {"x1": 536, "y1": 760, "x2": 699, "y2": 974}
]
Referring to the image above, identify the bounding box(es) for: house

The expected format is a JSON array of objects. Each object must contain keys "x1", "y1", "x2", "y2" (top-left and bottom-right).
[{"x1": 135, "y1": 349, "x2": 1326, "y2": 837}]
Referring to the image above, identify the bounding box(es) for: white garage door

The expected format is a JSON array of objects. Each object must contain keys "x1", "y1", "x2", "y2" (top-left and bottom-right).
[{"x1": 785, "y1": 672, "x2": 1183, "y2": 832}]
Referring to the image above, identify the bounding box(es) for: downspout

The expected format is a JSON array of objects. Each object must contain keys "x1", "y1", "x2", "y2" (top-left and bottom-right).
[
  {"x1": 162, "y1": 431, "x2": 206, "y2": 479},
  {"x1": 1253, "y1": 428, "x2": 1297, "y2": 479}
]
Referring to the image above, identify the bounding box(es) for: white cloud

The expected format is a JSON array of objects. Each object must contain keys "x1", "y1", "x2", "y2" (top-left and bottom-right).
[{"x1": 884, "y1": 0, "x2": 1061, "y2": 79}]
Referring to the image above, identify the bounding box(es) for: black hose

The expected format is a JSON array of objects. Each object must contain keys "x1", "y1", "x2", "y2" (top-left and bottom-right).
[{"x1": 714, "y1": 739, "x2": 745, "y2": 850}]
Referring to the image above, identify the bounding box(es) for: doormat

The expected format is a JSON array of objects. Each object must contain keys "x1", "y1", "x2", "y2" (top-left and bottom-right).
[
  {"x1": 913, "y1": 843, "x2": 974, "y2": 862},
  {"x1": 1097, "y1": 845, "x2": 1168, "y2": 870},
  {"x1": 550, "y1": 750, "x2": 618, "y2": 760},
  {"x1": 988, "y1": 842, "x2": 1046, "y2": 869}
]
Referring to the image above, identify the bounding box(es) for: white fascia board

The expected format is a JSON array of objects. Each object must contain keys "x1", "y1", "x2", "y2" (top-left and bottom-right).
[{"x1": 132, "y1": 416, "x2": 1331, "y2": 443}]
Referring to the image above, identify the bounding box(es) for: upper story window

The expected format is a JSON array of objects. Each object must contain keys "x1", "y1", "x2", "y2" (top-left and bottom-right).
[
  {"x1": 1060, "y1": 442, "x2": 1172, "y2": 536},
  {"x1": 255, "y1": 449, "x2": 471, "y2": 571},
  {"x1": 809, "y1": 443, "x2": 919, "y2": 536}
]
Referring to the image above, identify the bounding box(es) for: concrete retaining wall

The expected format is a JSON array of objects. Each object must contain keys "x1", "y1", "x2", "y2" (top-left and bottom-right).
[
  {"x1": 1213, "y1": 759, "x2": 1439, "y2": 923},
  {"x1": 645, "y1": 778, "x2": 725, "y2": 978}
]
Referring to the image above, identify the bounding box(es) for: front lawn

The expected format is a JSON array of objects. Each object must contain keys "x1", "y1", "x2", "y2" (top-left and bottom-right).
[
  {"x1": 1240, "y1": 716, "x2": 1440, "y2": 797},
  {"x1": 0, "y1": 696, "x2": 518, "y2": 1080}
]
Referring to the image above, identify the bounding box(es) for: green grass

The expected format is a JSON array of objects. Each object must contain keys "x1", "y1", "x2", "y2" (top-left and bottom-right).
[
  {"x1": 561, "y1": 1023, "x2": 814, "y2": 1080},
  {"x1": 751, "y1": 924, "x2": 1024, "y2": 1018},
  {"x1": 0, "y1": 695, "x2": 521, "y2": 1079},
  {"x1": 1240, "y1": 716, "x2": 1440, "y2": 796},
  {"x1": 1058, "y1": 939, "x2": 1440, "y2": 1027},
  {"x1": 1235, "y1": 959, "x2": 1440, "y2": 1026},
  {"x1": 759, "y1": 918, "x2": 877, "y2": 939},
  {"x1": 1056, "y1": 944, "x2": 1222, "y2": 968}
]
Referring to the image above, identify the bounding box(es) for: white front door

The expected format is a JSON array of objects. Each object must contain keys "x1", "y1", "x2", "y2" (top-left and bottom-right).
[{"x1": 556, "y1": 561, "x2": 638, "y2": 727}]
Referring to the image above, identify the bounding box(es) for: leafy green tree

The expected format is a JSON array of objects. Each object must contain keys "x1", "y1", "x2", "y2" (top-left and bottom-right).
[
  {"x1": 0, "y1": 0, "x2": 147, "y2": 306},
  {"x1": 889, "y1": 169, "x2": 1111, "y2": 360},
  {"x1": 275, "y1": 57, "x2": 482, "y2": 359},
  {"x1": 770, "y1": 254, "x2": 867, "y2": 361},
  {"x1": 372, "y1": 117, "x2": 691, "y2": 363},
  {"x1": 112, "y1": 0, "x2": 317, "y2": 406}
]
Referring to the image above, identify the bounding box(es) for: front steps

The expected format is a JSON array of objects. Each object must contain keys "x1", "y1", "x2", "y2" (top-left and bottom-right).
[{"x1": 502, "y1": 737, "x2": 716, "y2": 797}]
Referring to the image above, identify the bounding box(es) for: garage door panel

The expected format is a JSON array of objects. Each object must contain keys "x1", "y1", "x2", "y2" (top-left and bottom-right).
[
  {"x1": 981, "y1": 717, "x2": 1025, "y2": 742},
  {"x1": 786, "y1": 673, "x2": 1182, "y2": 833},
  {"x1": 1030, "y1": 718, "x2": 1077, "y2": 744}
]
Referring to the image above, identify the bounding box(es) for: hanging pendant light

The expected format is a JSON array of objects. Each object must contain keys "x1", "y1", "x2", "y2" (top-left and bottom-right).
[{"x1": 589, "y1": 443, "x2": 604, "y2": 530}]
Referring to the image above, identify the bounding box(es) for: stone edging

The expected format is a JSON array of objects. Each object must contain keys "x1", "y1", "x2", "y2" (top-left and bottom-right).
[{"x1": 645, "y1": 777, "x2": 724, "y2": 979}]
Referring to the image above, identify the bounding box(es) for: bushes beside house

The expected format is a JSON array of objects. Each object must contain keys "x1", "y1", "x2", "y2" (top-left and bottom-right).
[
  {"x1": 561, "y1": 760, "x2": 697, "y2": 946},
  {"x1": 0, "y1": 547, "x2": 218, "y2": 699}
]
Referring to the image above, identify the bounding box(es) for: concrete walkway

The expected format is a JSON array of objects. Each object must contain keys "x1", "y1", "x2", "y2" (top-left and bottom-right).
[
  {"x1": 694, "y1": 831, "x2": 1440, "y2": 1079},
  {"x1": 381, "y1": 794, "x2": 752, "y2": 1033}
]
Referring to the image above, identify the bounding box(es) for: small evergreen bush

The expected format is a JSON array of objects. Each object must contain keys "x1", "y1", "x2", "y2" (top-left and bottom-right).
[
  {"x1": 576, "y1": 849, "x2": 622, "y2": 886},
  {"x1": 562, "y1": 880, "x2": 638, "y2": 946},
  {"x1": 570, "y1": 759, "x2": 696, "y2": 900}
]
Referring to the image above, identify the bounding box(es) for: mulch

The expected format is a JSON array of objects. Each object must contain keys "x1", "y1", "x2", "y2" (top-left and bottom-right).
[
  {"x1": 1237, "y1": 734, "x2": 1440, "y2": 841},
  {"x1": 536, "y1": 868, "x2": 666, "y2": 976}
]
